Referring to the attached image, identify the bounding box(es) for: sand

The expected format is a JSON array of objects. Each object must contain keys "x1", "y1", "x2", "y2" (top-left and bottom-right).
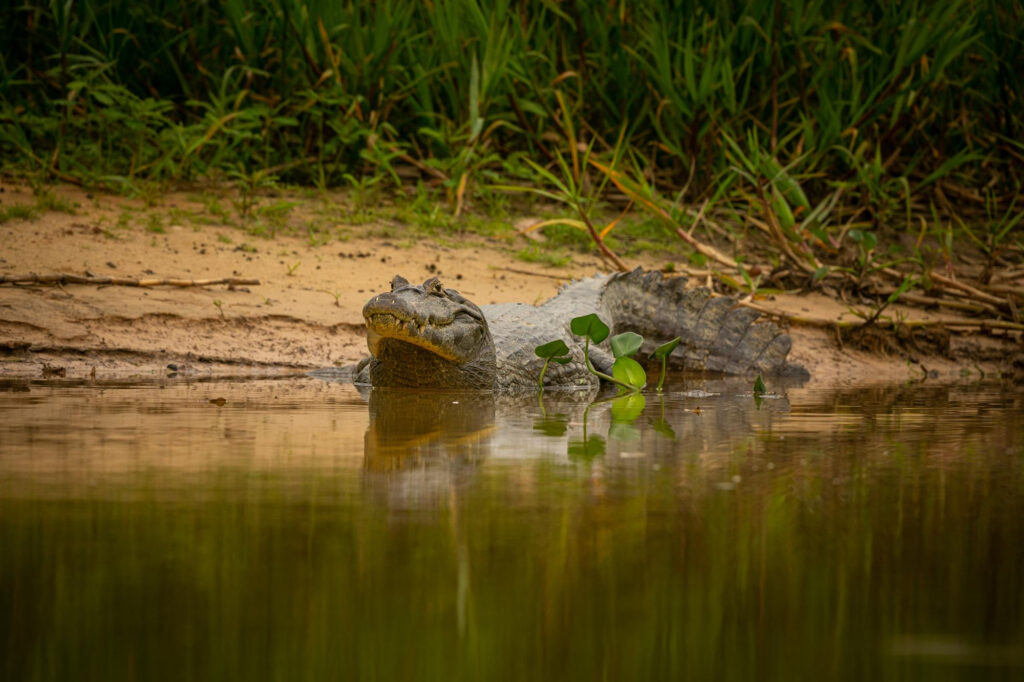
[{"x1": 1, "y1": 181, "x2": 1019, "y2": 387}]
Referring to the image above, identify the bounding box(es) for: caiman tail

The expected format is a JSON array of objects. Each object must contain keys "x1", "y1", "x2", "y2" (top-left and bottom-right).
[{"x1": 599, "y1": 268, "x2": 800, "y2": 376}]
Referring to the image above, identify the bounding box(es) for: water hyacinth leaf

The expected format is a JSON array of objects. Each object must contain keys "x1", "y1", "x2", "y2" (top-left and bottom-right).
[
  {"x1": 535, "y1": 339, "x2": 570, "y2": 359},
  {"x1": 535, "y1": 339, "x2": 572, "y2": 388},
  {"x1": 650, "y1": 337, "x2": 682, "y2": 360},
  {"x1": 570, "y1": 313, "x2": 609, "y2": 343},
  {"x1": 650, "y1": 336, "x2": 682, "y2": 392},
  {"x1": 612, "y1": 356, "x2": 646, "y2": 390},
  {"x1": 610, "y1": 331, "x2": 643, "y2": 358},
  {"x1": 610, "y1": 393, "x2": 646, "y2": 422}
]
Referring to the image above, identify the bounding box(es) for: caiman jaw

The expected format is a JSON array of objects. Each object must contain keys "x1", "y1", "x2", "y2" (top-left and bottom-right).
[{"x1": 364, "y1": 309, "x2": 464, "y2": 362}]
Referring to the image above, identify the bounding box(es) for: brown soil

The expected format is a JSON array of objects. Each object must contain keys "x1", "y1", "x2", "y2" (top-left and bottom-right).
[{"x1": 1, "y1": 181, "x2": 1020, "y2": 387}]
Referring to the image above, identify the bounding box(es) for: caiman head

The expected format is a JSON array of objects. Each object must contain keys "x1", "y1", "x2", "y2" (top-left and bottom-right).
[{"x1": 362, "y1": 275, "x2": 496, "y2": 389}]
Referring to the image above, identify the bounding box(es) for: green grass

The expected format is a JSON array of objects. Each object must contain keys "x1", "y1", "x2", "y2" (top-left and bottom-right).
[
  {"x1": 515, "y1": 245, "x2": 572, "y2": 268},
  {"x1": 144, "y1": 213, "x2": 165, "y2": 234},
  {"x1": 0, "y1": 0, "x2": 1020, "y2": 319},
  {"x1": 1, "y1": 1, "x2": 1018, "y2": 198},
  {"x1": 0, "y1": 203, "x2": 38, "y2": 223}
]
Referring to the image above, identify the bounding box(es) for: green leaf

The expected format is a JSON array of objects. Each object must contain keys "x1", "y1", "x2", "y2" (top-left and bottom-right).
[
  {"x1": 887, "y1": 276, "x2": 917, "y2": 304},
  {"x1": 861, "y1": 231, "x2": 878, "y2": 252},
  {"x1": 849, "y1": 229, "x2": 877, "y2": 251},
  {"x1": 570, "y1": 314, "x2": 609, "y2": 343},
  {"x1": 535, "y1": 339, "x2": 570, "y2": 359},
  {"x1": 610, "y1": 393, "x2": 646, "y2": 421},
  {"x1": 612, "y1": 356, "x2": 646, "y2": 390},
  {"x1": 610, "y1": 332, "x2": 643, "y2": 358},
  {"x1": 753, "y1": 374, "x2": 766, "y2": 396},
  {"x1": 650, "y1": 337, "x2": 682, "y2": 360},
  {"x1": 771, "y1": 186, "x2": 797, "y2": 233}
]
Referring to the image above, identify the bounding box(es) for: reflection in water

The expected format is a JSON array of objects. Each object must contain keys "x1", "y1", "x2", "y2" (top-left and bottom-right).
[{"x1": 0, "y1": 377, "x2": 1022, "y2": 681}]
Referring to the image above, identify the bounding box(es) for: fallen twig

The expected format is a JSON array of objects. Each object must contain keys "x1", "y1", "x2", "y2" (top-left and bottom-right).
[
  {"x1": 928, "y1": 272, "x2": 1007, "y2": 307},
  {"x1": 735, "y1": 299, "x2": 1024, "y2": 332},
  {"x1": 984, "y1": 284, "x2": 1024, "y2": 300},
  {"x1": 0, "y1": 273, "x2": 260, "y2": 288},
  {"x1": 879, "y1": 267, "x2": 1014, "y2": 315},
  {"x1": 874, "y1": 289, "x2": 1001, "y2": 316},
  {"x1": 492, "y1": 266, "x2": 571, "y2": 281}
]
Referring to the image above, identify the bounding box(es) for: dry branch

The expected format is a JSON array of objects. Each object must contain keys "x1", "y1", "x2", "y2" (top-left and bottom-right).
[
  {"x1": 0, "y1": 273, "x2": 260, "y2": 288},
  {"x1": 736, "y1": 299, "x2": 1024, "y2": 332}
]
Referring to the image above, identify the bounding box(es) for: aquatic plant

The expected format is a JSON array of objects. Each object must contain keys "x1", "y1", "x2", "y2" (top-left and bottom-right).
[
  {"x1": 570, "y1": 313, "x2": 645, "y2": 392},
  {"x1": 649, "y1": 337, "x2": 682, "y2": 393},
  {"x1": 533, "y1": 339, "x2": 571, "y2": 389},
  {"x1": 533, "y1": 314, "x2": 648, "y2": 393}
]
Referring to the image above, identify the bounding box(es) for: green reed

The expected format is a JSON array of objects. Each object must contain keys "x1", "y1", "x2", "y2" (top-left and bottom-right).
[{"x1": 0, "y1": 0, "x2": 1020, "y2": 225}]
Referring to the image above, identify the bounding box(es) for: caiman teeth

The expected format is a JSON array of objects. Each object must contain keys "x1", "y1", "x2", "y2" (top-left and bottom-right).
[{"x1": 366, "y1": 311, "x2": 449, "y2": 330}]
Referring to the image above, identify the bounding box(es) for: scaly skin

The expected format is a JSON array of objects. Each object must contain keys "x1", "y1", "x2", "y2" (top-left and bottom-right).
[{"x1": 356, "y1": 268, "x2": 806, "y2": 390}]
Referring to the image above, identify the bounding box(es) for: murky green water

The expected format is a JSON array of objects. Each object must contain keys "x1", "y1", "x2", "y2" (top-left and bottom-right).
[{"x1": 1, "y1": 377, "x2": 1022, "y2": 681}]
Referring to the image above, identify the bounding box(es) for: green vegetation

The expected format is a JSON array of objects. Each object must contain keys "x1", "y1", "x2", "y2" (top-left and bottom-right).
[
  {"x1": 533, "y1": 339, "x2": 571, "y2": 388},
  {"x1": 0, "y1": 203, "x2": 37, "y2": 224},
  {"x1": 649, "y1": 337, "x2": 683, "y2": 392},
  {"x1": 538, "y1": 314, "x2": 685, "y2": 393},
  {"x1": 1, "y1": 1, "x2": 1021, "y2": 325},
  {"x1": 2, "y1": 1, "x2": 1018, "y2": 197},
  {"x1": 514, "y1": 245, "x2": 571, "y2": 268},
  {"x1": 567, "y1": 313, "x2": 633, "y2": 390}
]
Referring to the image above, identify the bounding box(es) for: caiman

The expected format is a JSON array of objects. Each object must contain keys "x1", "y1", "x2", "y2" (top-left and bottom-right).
[{"x1": 353, "y1": 267, "x2": 806, "y2": 390}]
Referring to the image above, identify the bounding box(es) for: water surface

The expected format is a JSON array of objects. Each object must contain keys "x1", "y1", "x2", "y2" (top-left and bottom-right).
[{"x1": 1, "y1": 377, "x2": 1021, "y2": 681}]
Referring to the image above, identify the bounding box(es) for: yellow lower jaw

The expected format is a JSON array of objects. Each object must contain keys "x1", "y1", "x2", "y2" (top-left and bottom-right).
[{"x1": 365, "y1": 324, "x2": 462, "y2": 363}]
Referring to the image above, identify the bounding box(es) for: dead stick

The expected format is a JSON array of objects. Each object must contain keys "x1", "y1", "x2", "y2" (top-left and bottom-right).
[
  {"x1": 735, "y1": 300, "x2": 846, "y2": 327},
  {"x1": 493, "y1": 267, "x2": 571, "y2": 281},
  {"x1": 945, "y1": 320, "x2": 1024, "y2": 331},
  {"x1": 0, "y1": 273, "x2": 260, "y2": 287},
  {"x1": 737, "y1": 299, "x2": 1024, "y2": 331},
  {"x1": 872, "y1": 288, "x2": 1000, "y2": 316},
  {"x1": 879, "y1": 267, "x2": 1009, "y2": 309},
  {"x1": 928, "y1": 272, "x2": 1007, "y2": 307},
  {"x1": 983, "y1": 284, "x2": 1024, "y2": 299}
]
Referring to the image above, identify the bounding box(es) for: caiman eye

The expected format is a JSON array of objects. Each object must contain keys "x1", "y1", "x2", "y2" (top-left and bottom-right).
[
  {"x1": 454, "y1": 307, "x2": 483, "y2": 322},
  {"x1": 424, "y1": 277, "x2": 444, "y2": 295},
  {"x1": 390, "y1": 275, "x2": 409, "y2": 291}
]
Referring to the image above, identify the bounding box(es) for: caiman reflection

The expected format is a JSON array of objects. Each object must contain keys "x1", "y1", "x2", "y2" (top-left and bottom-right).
[{"x1": 363, "y1": 388, "x2": 497, "y2": 469}]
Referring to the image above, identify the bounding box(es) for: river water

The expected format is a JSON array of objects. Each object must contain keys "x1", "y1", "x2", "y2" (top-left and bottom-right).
[{"x1": 1, "y1": 376, "x2": 1021, "y2": 681}]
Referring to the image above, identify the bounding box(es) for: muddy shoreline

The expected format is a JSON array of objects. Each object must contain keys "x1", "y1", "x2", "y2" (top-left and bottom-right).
[{"x1": 1, "y1": 182, "x2": 1020, "y2": 387}]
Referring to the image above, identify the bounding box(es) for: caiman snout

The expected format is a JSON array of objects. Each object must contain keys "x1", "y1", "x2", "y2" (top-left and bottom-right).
[{"x1": 362, "y1": 275, "x2": 491, "y2": 365}]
